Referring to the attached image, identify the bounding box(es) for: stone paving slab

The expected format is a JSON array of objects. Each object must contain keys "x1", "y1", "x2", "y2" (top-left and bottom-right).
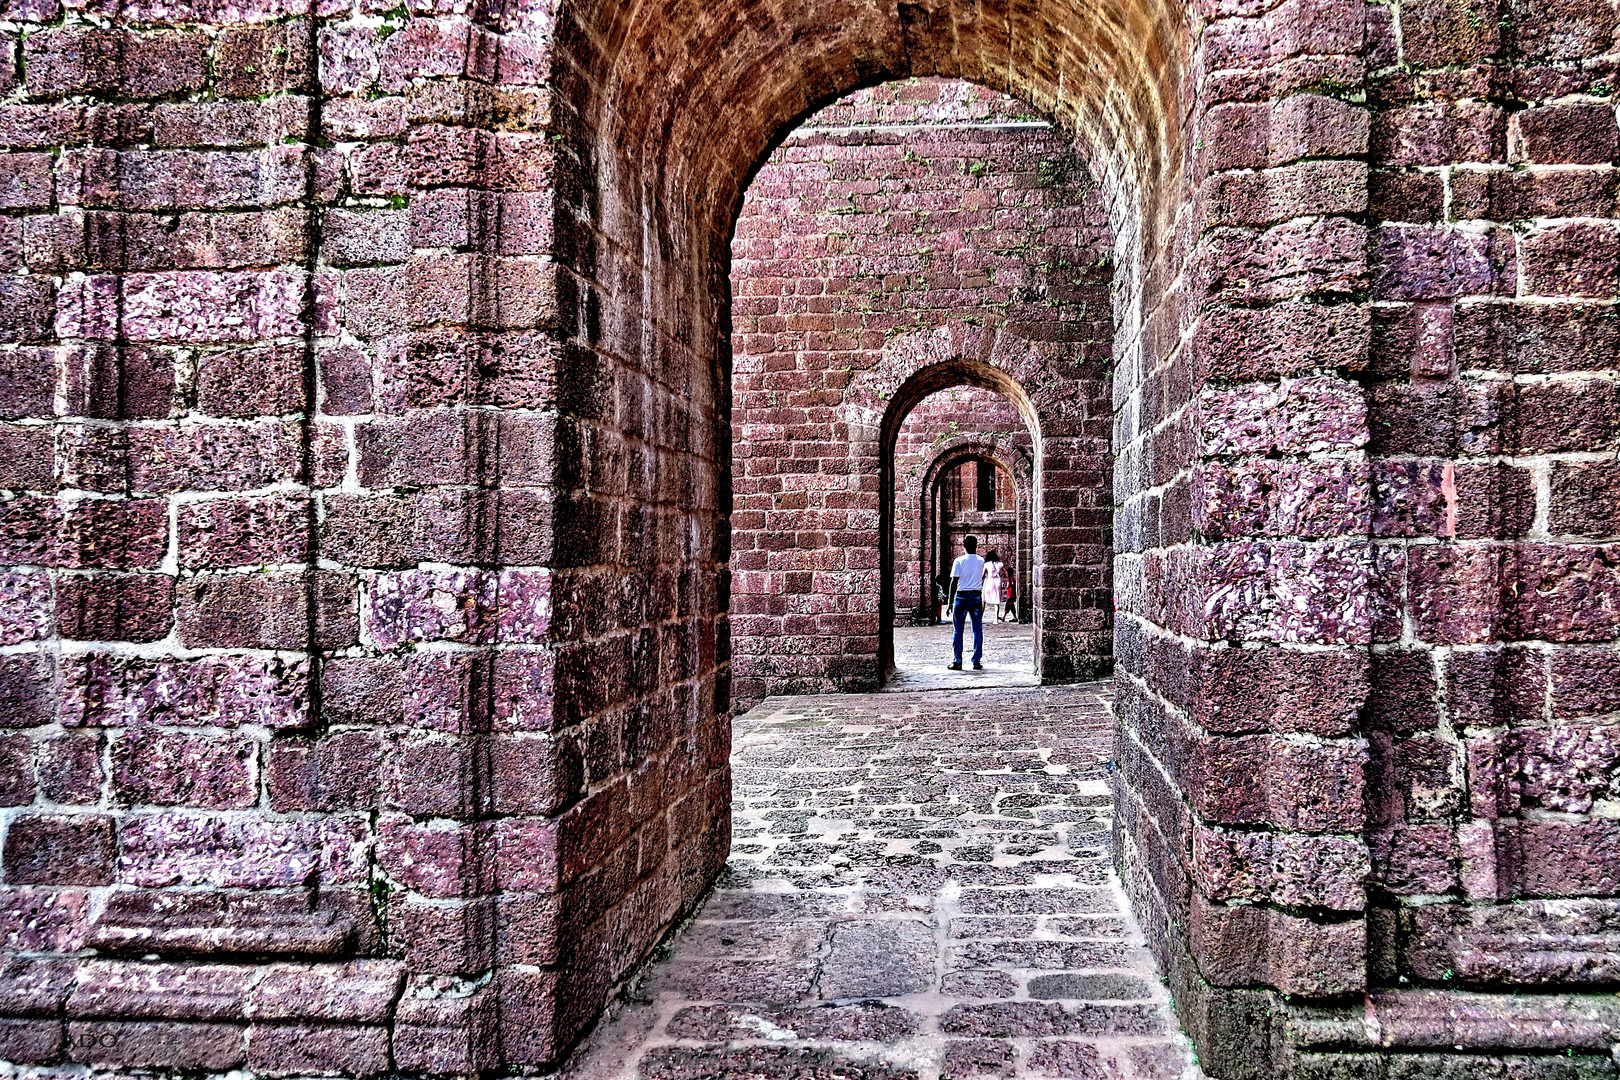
[{"x1": 561, "y1": 684, "x2": 1204, "y2": 1080}]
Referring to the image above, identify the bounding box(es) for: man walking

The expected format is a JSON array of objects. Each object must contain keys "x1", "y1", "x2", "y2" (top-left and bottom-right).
[{"x1": 947, "y1": 535, "x2": 985, "y2": 671}]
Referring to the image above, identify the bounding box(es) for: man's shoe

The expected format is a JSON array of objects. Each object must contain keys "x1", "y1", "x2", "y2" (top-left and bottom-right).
[
  {"x1": 947, "y1": 662, "x2": 962, "y2": 670},
  {"x1": 973, "y1": 663, "x2": 983, "y2": 670}
]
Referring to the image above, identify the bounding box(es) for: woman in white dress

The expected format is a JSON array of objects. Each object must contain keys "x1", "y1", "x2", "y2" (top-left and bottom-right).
[{"x1": 982, "y1": 550, "x2": 1004, "y2": 622}]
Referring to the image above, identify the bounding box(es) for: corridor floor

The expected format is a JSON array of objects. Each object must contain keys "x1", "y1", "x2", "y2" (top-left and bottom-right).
[
  {"x1": 886, "y1": 622, "x2": 1041, "y2": 693},
  {"x1": 561, "y1": 684, "x2": 1203, "y2": 1080}
]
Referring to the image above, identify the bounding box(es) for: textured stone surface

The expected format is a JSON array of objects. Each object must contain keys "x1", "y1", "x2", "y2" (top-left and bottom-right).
[
  {"x1": 562, "y1": 684, "x2": 1198, "y2": 1080},
  {"x1": 0, "y1": 0, "x2": 1616, "y2": 1074}
]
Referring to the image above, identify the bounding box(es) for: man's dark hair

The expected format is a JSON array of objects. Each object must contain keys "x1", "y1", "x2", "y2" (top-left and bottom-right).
[{"x1": 964, "y1": 536, "x2": 978, "y2": 553}]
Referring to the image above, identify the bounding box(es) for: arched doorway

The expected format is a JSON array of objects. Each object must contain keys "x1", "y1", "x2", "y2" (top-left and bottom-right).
[
  {"x1": 541, "y1": 0, "x2": 1212, "y2": 1056},
  {"x1": 725, "y1": 79, "x2": 1114, "y2": 704},
  {"x1": 870, "y1": 350, "x2": 1110, "y2": 687},
  {"x1": 916, "y1": 439, "x2": 1033, "y2": 628}
]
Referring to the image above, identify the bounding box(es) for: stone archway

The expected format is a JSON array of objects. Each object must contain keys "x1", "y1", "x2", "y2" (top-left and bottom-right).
[
  {"x1": 14, "y1": 0, "x2": 1619, "y2": 1075},
  {"x1": 524, "y1": 0, "x2": 1382, "y2": 1059},
  {"x1": 913, "y1": 434, "x2": 1035, "y2": 628},
  {"x1": 863, "y1": 346, "x2": 1109, "y2": 684}
]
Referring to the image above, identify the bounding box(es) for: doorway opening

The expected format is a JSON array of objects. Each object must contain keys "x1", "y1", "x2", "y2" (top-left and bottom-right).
[{"x1": 727, "y1": 78, "x2": 1115, "y2": 710}]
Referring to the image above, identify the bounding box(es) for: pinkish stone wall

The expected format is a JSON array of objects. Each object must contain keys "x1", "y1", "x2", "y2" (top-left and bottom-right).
[
  {"x1": 1356, "y1": 0, "x2": 1620, "y2": 1027},
  {"x1": 0, "y1": 0, "x2": 1615, "y2": 1076},
  {"x1": 0, "y1": 0, "x2": 644, "y2": 1072},
  {"x1": 730, "y1": 80, "x2": 1115, "y2": 703},
  {"x1": 1112, "y1": 1, "x2": 1620, "y2": 1077}
]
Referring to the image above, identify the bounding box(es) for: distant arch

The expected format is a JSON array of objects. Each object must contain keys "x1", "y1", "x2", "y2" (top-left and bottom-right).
[{"x1": 914, "y1": 435, "x2": 1035, "y2": 629}]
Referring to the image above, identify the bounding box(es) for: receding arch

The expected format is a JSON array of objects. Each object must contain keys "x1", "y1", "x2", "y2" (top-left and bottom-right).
[
  {"x1": 913, "y1": 434, "x2": 1036, "y2": 628},
  {"x1": 874, "y1": 355, "x2": 1091, "y2": 680},
  {"x1": 541, "y1": 0, "x2": 1180, "y2": 1067}
]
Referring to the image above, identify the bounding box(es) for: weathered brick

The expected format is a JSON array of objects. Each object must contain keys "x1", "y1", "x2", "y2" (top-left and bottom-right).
[
  {"x1": 112, "y1": 731, "x2": 257, "y2": 809},
  {"x1": 179, "y1": 495, "x2": 312, "y2": 568},
  {"x1": 37, "y1": 734, "x2": 104, "y2": 804},
  {"x1": 3, "y1": 815, "x2": 115, "y2": 885},
  {"x1": 67, "y1": 1020, "x2": 244, "y2": 1070},
  {"x1": 55, "y1": 574, "x2": 174, "y2": 642},
  {"x1": 246, "y1": 1022, "x2": 390, "y2": 1078},
  {"x1": 214, "y1": 21, "x2": 315, "y2": 99},
  {"x1": 1512, "y1": 103, "x2": 1620, "y2": 164}
]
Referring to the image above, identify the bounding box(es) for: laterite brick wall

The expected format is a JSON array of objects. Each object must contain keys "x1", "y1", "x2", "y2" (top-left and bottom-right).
[
  {"x1": 1114, "y1": 1, "x2": 1620, "y2": 1076},
  {"x1": 0, "y1": 0, "x2": 1616, "y2": 1076},
  {"x1": 1358, "y1": 0, "x2": 1620, "y2": 1052}
]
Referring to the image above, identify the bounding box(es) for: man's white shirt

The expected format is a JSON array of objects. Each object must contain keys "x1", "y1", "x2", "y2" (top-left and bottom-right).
[{"x1": 951, "y1": 553, "x2": 986, "y2": 590}]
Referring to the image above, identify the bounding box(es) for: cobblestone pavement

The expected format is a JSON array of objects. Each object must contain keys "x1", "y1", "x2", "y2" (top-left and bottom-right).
[
  {"x1": 561, "y1": 684, "x2": 1203, "y2": 1080},
  {"x1": 887, "y1": 622, "x2": 1040, "y2": 692}
]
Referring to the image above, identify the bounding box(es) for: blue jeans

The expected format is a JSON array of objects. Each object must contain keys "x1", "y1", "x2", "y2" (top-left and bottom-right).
[{"x1": 953, "y1": 590, "x2": 983, "y2": 665}]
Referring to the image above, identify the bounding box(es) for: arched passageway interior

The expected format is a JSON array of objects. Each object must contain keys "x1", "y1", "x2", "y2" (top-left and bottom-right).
[{"x1": 8, "y1": 0, "x2": 1619, "y2": 1075}]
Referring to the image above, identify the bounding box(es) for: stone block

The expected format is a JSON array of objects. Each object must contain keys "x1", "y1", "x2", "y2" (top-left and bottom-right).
[
  {"x1": 1551, "y1": 462, "x2": 1620, "y2": 539},
  {"x1": 3, "y1": 814, "x2": 115, "y2": 885},
  {"x1": 1400, "y1": 0, "x2": 1502, "y2": 66},
  {"x1": 496, "y1": 968, "x2": 559, "y2": 1066},
  {"x1": 386, "y1": 895, "x2": 494, "y2": 976},
  {"x1": 178, "y1": 495, "x2": 312, "y2": 569},
  {"x1": 34, "y1": 734, "x2": 101, "y2": 804},
  {"x1": 86, "y1": 890, "x2": 364, "y2": 957},
  {"x1": 246, "y1": 1022, "x2": 390, "y2": 1077},
  {"x1": 195, "y1": 344, "x2": 305, "y2": 417},
  {"x1": 492, "y1": 733, "x2": 581, "y2": 816},
  {"x1": 1509, "y1": 544, "x2": 1620, "y2": 643},
  {"x1": 1521, "y1": 222, "x2": 1620, "y2": 298},
  {"x1": 213, "y1": 21, "x2": 315, "y2": 98},
  {"x1": 246, "y1": 960, "x2": 405, "y2": 1022},
  {"x1": 1374, "y1": 225, "x2": 1517, "y2": 301},
  {"x1": 66, "y1": 1020, "x2": 244, "y2": 1070},
  {"x1": 55, "y1": 574, "x2": 174, "y2": 643},
  {"x1": 267, "y1": 731, "x2": 385, "y2": 812},
  {"x1": 59, "y1": 651, "x2": 309, "y2": 730},
  {"x1": 384, "y1": 734, "x2": 484, "y2": 817},
  {"x1": 177, "y1": 571, "x2": 355, "y2": 650},
  {"x1": 1403, "y1": 900, "x2": 1620, "y2": 986},
  {"x1": 67, "y1": 960, "x2": 253, "y2": 1021},
  {"x1": 0, "y1": 733, "x2": 34, "y2": 806},
  {"x1": 376, "y1": 815, "x2": 493, "y2": 899},
  {"x1": 1513, "y1": 103, "x2": 1620, "y2": 164},
  {"x1": 321, "y1": 657, "x2": 404, "y2": 726},
  {"x1": 0, "y1": 425, "x2": 52, "y2": 488},
  {"x1": 111, "y1": 730, "x2": 257, "y2": 809},
  {"x1": 392, "y1": 986, "x2": 499, "y2": 1074},
  {"x1": 115, "y1": 814, "x2": 363, "y2": 889},
  {"x1": 1190, "y1": 896, "x2": 1365, "y2": 996}
]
